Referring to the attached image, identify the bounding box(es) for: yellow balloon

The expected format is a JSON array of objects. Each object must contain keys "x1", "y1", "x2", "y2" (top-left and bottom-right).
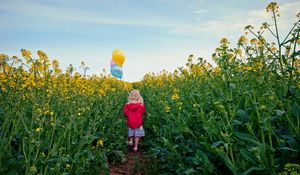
[{"x1": 112, "y1": 49, "x2": 125, "y2": 66}]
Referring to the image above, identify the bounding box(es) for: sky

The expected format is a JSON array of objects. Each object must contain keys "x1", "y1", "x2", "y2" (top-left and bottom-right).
[{"x1": 0, "y1": 0, "x2": 299, "y2": 82}]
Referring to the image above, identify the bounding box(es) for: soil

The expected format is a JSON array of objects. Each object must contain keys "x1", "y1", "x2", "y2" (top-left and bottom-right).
[{"x1": 109, "y1": 148, "x2": 145, "y2": 175}]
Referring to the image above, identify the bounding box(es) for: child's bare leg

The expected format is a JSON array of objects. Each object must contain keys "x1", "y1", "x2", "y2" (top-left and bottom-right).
[
  {"x1": 128, "y1": 137, "x2": 133, "y2": 146},
  {"x1": 134, "y1": 137, "x2": 139, "y2": 151}
]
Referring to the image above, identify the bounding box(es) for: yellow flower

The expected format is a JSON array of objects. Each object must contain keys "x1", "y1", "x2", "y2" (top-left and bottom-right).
[
  {"x1": 187, "y1": 54, "x2": 193, "y2": 63},
  {"x1": 228, "y1": 54, "x2": 235, "y2": 63},
  {"x1": 220, "y1": 38, "x2": 230, "y2": 45},
  {"x1": 30, "y1": 165, "x2": 37, "y2": 173},
  {"x1": 254, "y1": 61, "x2": 264, "y2": 69},
  {"x1": 52, "y1": 59, "x2": 59, "y2": 67},
  {"x1": 238, "y1": 36, "x2": 247, "y2": 45},
  {"x1": 235, "y1": 48, "x2": 242, "y2": 56},
  {"x1": 37, "y1": 50, "x2": 47, "y2": 59},
  {"x1": 164, "y1": 106, "x2": 170, "y2": 113},
  {"x1": 214, "y1": 67, "x2": 221, "y2": 74},
  {"x1": 266, "y1": 2, "x2": 279, "y2": 12},
  {"x1": 271, "y1": 43, "x2": 277, "y2": 52},
  {"x1": 171, "y1": 93, "x2": 180, "y2": 100},
  {"x1": 35, "y1": 127, "x2": 42, "y2": 133},
  {"x1": 9, "y1": 81, "x2": 16, "y2": 88},
  {"x1": 21, "y1": 49, "x2": 32, "y2": 59},
  {"x1": 97, "y1": 139, "x2": 103, "y2": 146},
  {"x1": 171, "y1": 88, "x2": 180, "y2": 100},
  {"x1": 243, "y1": 65, "x2": 254, "y2": 71},
  {"x1": 261, "y1": 22, "x2": 270, "y2": 30},
  {"x1": 250, "y1": 38, "x2": 258, "y2": 45},
  {"x1": 66, "y1": 164, "x2": 71, "y2": 169}
]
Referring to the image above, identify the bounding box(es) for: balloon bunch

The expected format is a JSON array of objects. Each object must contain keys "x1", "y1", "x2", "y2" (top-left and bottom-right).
[{"x1": 110, "y1": 49, "x2": 125, "y2": 79}]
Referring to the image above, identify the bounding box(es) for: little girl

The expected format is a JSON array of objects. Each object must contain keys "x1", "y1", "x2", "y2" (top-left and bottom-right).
[{"x1": 124, "y1": 90, "x2": 146, "y2": 152}]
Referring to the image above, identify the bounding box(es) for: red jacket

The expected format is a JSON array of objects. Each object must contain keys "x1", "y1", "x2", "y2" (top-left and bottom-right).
[{"x1": 124, "y1": 103, "x2": 146, "y2": 128}]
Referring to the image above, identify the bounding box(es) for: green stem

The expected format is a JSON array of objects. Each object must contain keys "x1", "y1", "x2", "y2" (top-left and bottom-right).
[
  {"x1": 266, "y1": 27, "x2": 277, "y2": 39},
  {"x1": 43, "y1": 165, "x2": 48, "y2": 175},
  {"x1": 281, "y1": 20, "x2": 300, "y2": 44},
  {"x1": 229, "y1": 145, "x2": 235, "y2": 168},
  {"x1": 47, "y1": 126, "x2": 55, "y2": 158},
  {"x1": 289, "y1": 31, "x2": 300, "y2": 85},
  {"x1": 22, "y1": 139, "x2": 29, "y2": 174},
  {"x1": 272, "y1": 10, "x2": 284, "y2": 75},
  {"x1": 254, "y1": 91, "x2": 266, "y2": 147},
  {"x1": 286, "y1": 99, "x2": 297, "y2": 134},
  {"x1": 34, "y1": 147, "x2": 40, "y2": 161},
  {"x1": 247, "y1": 29, "x2": 277, "y2": 57},
  {"x1": 267, "y1": 117, "x2": 273, "y2": 149},
  {"x1": 22, "y1": 139, "x2": 28, "y2": 163}
]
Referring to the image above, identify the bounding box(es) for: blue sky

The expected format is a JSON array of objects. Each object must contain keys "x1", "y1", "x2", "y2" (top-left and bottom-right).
[{"x1": 0, "y1": 0, "x2": 299, "y2": 82}]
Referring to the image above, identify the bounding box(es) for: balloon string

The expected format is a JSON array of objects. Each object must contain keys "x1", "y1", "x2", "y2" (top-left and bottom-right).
[{"x1": 123, "y1": 80, "x2": 130, "y2": 95}]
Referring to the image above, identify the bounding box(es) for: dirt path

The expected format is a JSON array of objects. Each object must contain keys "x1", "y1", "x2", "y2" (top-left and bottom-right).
[{"x1": 109, "y1": 148, "x2": 145, "y2": 175}]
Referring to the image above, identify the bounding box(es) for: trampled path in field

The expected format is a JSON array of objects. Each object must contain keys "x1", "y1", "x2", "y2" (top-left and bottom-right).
[{"x1": 109, "y1": 148, "x2": 145, "y2": 175}]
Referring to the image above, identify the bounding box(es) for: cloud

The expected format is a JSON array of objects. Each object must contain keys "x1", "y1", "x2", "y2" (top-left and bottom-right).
[
  {"x1": 170, "y1": 1, "x2": 299, "y2": 39},
  {"x1": 192, "y1": 10, "x2": 208, "y2": 14},
  {"x1": 1, "y1": 0, "x2": 298, "y2": 35},
  {"x1": 0, "y1": 0, "x2": 190, "y2": 29},
  {"x1": 1, "y1": 0, "x2": 299, "y2": 82}
]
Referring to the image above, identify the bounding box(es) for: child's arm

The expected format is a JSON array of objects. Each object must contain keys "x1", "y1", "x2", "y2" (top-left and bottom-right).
[
  {"x1": 123, "y1": 104, "x2": 129, "y2": 117},
  {"x1": 140, "y1": 104, "x2": 146, "y2": 114}
]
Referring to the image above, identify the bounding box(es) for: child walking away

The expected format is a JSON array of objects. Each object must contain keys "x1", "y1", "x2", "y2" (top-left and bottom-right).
[{"x1": 124, "y1": 90, "x2": 146, "y2": 152}]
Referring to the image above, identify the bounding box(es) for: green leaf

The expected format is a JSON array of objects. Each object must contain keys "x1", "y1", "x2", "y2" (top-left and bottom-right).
[
  {"x1": 242, "y1": 166, "x2": 265, "y2": 175},
  {"x1": 275, "y1": 109, "x2": 285, "y2": 117},
  {"x1": 211, "y1": 140, "x2": 226, "y2": 148},
  {"x1": 291, "y1": 50, "x2": 300, "y2": 57},
  {"x1": 184, "y1": 168, "x2": 196, "y2": 174},
  {"x1": 234, "y1": 131, "x2": 261, "y2": 146},
  {"x1": 282, "y1": 135, "x2": 300, "y2": 151},
  {"x1": 292, "y1": 103, "x2": 300, "y2": 117},
  {"x1": 5, "y1": 170, "x2": 19, "y2": 175},
  {"x1": 236, "y1": 109, "x2": 247, "y2": 122},
  {"x1": 47, "y1": 156, "x2": 61, "y2": 163},
  {"x1": 278, "y1": 147, "x2": 299, "y2": 152},
  {"x1": 240, "y1": 149, "x2": 257, "y2": 164},
  {"x1": 232, "y1": 119, "x2": 243, "y2": 126}
]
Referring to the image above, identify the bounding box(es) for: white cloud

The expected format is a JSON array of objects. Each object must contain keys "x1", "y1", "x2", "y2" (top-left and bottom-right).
[
  {"x1": 0, "y1": 0, "x2": 188, "y2": 29},
  {"x1": 1, "y1": 0, "x2": 299, "y2": 82},
  {"x1": 1, "y1": 0, "x2": 298, "y2": 35},
  {"x1": 170, "y1": 1, "x2": 300, "y2": 41},
  {"x1": 192, "y1": 10, "x2": 208, "y2": 14},
  {"x1": 3, "y1": 0, "x2": 298, "y2": 38}
]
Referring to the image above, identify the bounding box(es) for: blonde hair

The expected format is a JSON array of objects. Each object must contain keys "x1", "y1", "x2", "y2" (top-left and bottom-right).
[{"x1": 128, "y1": 89, "x2": 144, "y2": 104}]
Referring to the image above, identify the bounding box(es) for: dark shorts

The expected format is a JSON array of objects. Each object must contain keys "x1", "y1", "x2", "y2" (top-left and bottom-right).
[{"x1": 128, "y1": 126, "x2": 145, "y2": 137}]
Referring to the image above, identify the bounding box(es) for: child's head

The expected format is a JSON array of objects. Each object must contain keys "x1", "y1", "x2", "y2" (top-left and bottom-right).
[{"x1": 128, "y1": 89, "x2": 143, "y2": 104}]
